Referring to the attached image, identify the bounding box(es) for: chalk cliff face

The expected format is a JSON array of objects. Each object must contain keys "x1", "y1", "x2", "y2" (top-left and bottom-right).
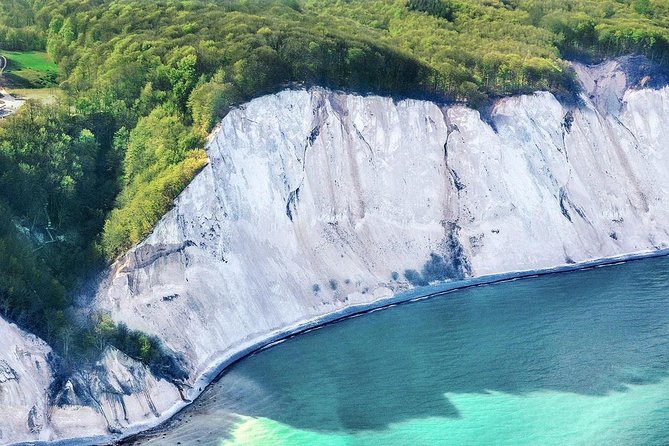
[
  {"x1": 0, "y1": 319, "x2": 52, "y2": 444},
  {"x1": 1, "y1": 58, "x2": 669, "y2": 444}
]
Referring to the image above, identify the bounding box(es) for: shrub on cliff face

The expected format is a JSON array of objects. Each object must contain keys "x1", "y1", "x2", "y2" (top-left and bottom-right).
[{"x1": 94, "y1": 314, "x2": 188, "y2": 381}]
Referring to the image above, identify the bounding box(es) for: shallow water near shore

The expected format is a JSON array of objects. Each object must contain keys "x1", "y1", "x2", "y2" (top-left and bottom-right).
[{"x1": 134, "y1": 256, "x2": 669, "y2": 445}]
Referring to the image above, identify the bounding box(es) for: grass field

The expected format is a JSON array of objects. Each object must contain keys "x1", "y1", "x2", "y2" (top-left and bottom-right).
[{"x1": 1, "y1": 50, "x2": 58, "y2": 88}]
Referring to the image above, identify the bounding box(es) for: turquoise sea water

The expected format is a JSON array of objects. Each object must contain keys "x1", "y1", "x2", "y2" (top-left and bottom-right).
[{"x1": 136, "y1": 256, "x2": 669, "y2": 445}]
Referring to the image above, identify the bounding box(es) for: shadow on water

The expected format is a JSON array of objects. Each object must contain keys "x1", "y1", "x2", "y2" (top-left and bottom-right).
[{"x1": 133, "y1": 256, "x2": 669, "y2": 442}]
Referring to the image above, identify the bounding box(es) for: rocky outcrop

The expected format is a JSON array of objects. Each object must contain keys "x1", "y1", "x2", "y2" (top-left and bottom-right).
[
  {"x1": 0, "y1": 318, "x2": 52, "y2": 444},
  {"x1": 47, "y1": 347, "x2": 181, "y2": 441},
  {"x1": 2, "y1": 57, "x2": 669, "y2": 444}
]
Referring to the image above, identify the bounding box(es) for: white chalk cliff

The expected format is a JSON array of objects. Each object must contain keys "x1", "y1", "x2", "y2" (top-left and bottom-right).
[
  {"x1": 1, "y1": 58, "x2": 669, "y2": 444},
  {"x1": 0, "y1": 319, "x2": 52, "y2": 444}
]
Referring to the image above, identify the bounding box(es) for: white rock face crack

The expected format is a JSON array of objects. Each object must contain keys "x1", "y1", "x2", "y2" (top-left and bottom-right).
[{"x1": 1, "y1": 59, "x2": 669, "y2": 444}]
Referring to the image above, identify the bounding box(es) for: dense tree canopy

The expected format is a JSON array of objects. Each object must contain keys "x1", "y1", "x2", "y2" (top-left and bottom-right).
[
  {"x1": 0, "y1": 0, "x2": 44, "y2": 50},
  {"x1": 1, "y1": 0, "x2": 669, "y2": 373}
]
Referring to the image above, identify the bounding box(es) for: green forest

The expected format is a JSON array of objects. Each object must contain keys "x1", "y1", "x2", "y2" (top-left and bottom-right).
[{"x1": 1, "y1": 0, "x2": 669, "y2": 375}]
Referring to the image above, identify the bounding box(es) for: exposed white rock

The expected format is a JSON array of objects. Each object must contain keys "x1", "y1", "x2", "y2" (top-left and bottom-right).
[
  {"x1": 47, "y1": 346, "x2": 181, "y2": 441},
  {"x1": 0, "y1": 89, "x2": 25, "y2": 119},
  {"x1": 2, "y1": 59, "x2": 669, "y2": 444},
  {"x1": 0, "y1": 318, "x2": 52, "y2": 444}
]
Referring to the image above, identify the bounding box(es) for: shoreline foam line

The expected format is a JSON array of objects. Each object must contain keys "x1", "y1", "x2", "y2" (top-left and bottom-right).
[{"x1": 22, "y1": 247, "x2": 669, "y2": 446}]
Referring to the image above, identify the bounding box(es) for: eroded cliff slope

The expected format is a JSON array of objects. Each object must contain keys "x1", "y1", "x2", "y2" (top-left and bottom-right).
[
  {"x1": 0, "y1": 319, "x2": 52, "y2": 444},
  {"x1": 2, "y1": 58, "x2": 669, "y2": 444}
]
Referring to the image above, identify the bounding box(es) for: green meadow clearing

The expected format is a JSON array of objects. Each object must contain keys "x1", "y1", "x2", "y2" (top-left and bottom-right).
[{"x1": 1, "y1": 50, "x2": 57, "y2": 88}]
